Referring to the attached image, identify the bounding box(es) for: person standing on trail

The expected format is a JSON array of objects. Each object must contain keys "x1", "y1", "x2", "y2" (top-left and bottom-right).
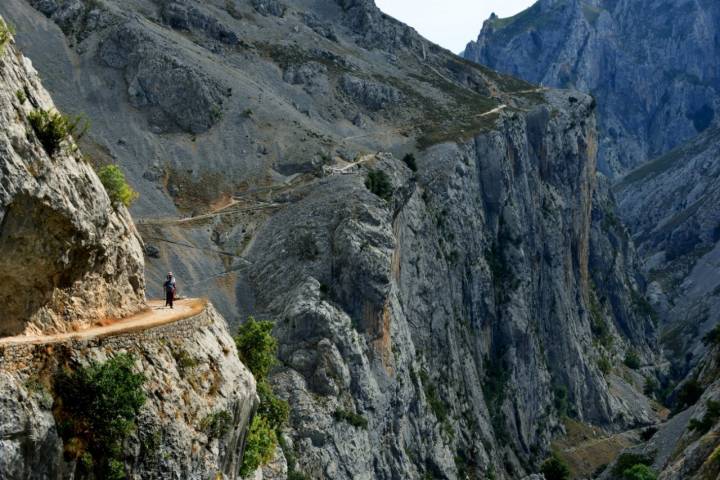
[{"x1": 164, "y1": 272, "x2": 176, "y2": 309}]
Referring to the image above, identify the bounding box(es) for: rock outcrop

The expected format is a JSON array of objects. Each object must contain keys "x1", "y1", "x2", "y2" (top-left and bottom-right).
[
  {"x1": 0, "y1": 33, "x2": 144, "y2": 336},
  {"x1": 464, "y1": 0, "x2": 720, "y2": 177}
]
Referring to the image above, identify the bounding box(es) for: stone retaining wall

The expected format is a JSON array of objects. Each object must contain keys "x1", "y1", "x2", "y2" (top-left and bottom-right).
[{"x1": 0, "y1": 308, "x2": 210, "y2": 369}]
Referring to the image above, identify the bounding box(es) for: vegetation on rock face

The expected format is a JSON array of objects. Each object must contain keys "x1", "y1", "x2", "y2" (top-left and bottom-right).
[
  {"x1": 97, "y1": 164, "x2": 139, "y2": 207},
  {"x1": 235, "y1": 318, "x2": 290, "y2": 475},
  {"x1": 54, "y1": 354, "x2": 146, "y2": 480},
  {"x1": 621, "y1": 464, "x2": 657, "y2": 480},
  {"x1": 540, "y1": 453, "x2": 570, "y2": 480},
  {"x1": 612, "y1": 453, "x2": 654, "y2": 478},
  {"x1": 239, "y1": 415, "x2": 277, "y2": 476},
  {"x1": 402, "y1": 153, "x2": 418, "y2": 172},
  {"x1": 624, "y1": 350, "x2": 641, "y2": 370},
  {"x1": 688, "y1": 399, "x2": 720, "y2": 434},
  {"x1": 28, "y1": 108, "x2": 88, "y2": 156},
  {"x1": 365, "y1": 169, "x2": 393, "y2": 201},
  {"x1": 257, "y1": 379, "x2": 290, "y2": 429},
  {"x1": 236, "y1": 318, "x2": 278, "y2": 380},
  {"x1": 676, "y1": 378, "x2": 704, "y2": 409},
  {"x1": 0, "y1": 18, "x2": 14, "y2": 54},
  {"x1": 597, "y1": 354, "x2": 612, "y2": 375},
  {"x1": 333, "y1": 409, "x2": 368, "y2": 429},
  {"x1": 201, "y1": 410, "x2": 234, "y2": 439}
]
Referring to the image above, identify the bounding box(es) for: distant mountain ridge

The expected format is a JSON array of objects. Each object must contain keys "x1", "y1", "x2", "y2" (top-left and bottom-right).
[{"x1": 464, "y1": 0, "x2": 720, "y2": 177}]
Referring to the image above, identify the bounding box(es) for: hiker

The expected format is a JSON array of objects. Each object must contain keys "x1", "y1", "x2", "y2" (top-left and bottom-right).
[{"x1": 164, "y1": 272, "x2": 176, "y2": 308}]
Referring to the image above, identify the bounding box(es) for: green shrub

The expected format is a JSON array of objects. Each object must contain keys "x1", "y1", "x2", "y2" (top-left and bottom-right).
[
  {"x1": 235, "y1": 318, "x2": 289, "y2": 474},
  {"x1": 677, "y1": 379, "x2": 704, "y2": 409},
  {"x1": 688, "y1": 399, "x2": 720, "y2": 434},
  {"x1": 540, "y1": 454, "x2": 570, "y2": 480},
  {"x1": 424, "y1": 382, "x2": 449, "y2": 423},
  {"x1": 643, "y1": 376, "x2": 658, "y2": 397},
  {"x1": 54, "y1": 353, "x2": 146, "y2": 480},
  {"x1": 28, "y1": 109, "x2": 88, "y2": 156},
  {"x1": 239, "y1": 415, "x2": 277, "y2": 476},
  {"x1": 235, "y1": 317, "x2": 277, "y2": 381},
  {"x1": 97, "y1": 164, "x2": 139, "y2": 207},
  {"x1": 612, "y1": 453, "x2": 653, "y2": 477},
  {"x1": 0, "y1": 18, "x2": 14, "y2": 54},
  {"x1": 365, "y1": 169, "x2": 393, "y2": 201},
  {"x1": 201, "y1": 410, "x2": 233, "y2": 439},
  {"x1": 624, "y1": 350, "x2": 641, "y2": 370},
  {"x1": 598, "y1": 355, "x2": 612, "y2": 375},
  {"x1": 402, "y1": 153, "x2": 418, "y2": 172},
  {"x1": 622, "y1": 464, "x2": 657, "y2": 480},
  {"x1": 257, "y1": 380, "x2": 289, "y2": 430},
  {"x1": 639, "y1": 426, "x2": 657, "y2": 441},
  {"x1": 333, "y1": 409, "x2": 368, "y2": 429},
  {"x1": 553, "y1": 386, "x2": 569, "y2": 417},
  {"x1": 15, "y1": 89, "x2": 26, "y2": 104}
]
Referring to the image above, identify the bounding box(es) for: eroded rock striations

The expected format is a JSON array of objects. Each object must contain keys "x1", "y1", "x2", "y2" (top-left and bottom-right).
[{"x1": 464, "y1": 0, "x2": 720, "y2": 177}]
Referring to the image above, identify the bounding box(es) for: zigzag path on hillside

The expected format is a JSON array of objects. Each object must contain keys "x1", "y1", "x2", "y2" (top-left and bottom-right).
[{"x1": 0, "y1": 299, "x2": 207, "y2": 346}]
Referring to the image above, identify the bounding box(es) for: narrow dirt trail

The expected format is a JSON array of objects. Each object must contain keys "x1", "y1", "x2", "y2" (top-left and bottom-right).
[{"x1": 0, "y1": 299, "x2": 207, "y2": 346}]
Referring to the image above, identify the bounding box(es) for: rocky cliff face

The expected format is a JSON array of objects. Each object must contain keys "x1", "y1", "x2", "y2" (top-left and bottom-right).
[
  {"x1": 248, "y1": 91, "x2": 657, "y2": 479},
  {"x1": 0, "y1": 1, "x2": 661, "y2": 478},
  {"x1": 464, "y1": 0, "x2": 720, "y2": 177},
  {"x1": 0, "y1": 33, "x2": 257, "y2": 479},
  {"x1": 0, "y1": 303, "x2": 257, "y2": 479},
  {"x1": 0, "y1": 25, "x2": 145, "y2": 336},
  {"x1": 615, "y1": 126, "x2": 720, "y2": 373}
]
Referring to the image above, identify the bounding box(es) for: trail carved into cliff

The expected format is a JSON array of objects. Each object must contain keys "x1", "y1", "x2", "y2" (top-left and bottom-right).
[{"x1": 0, "y1": 298, "x2": 206, "y2": 346}]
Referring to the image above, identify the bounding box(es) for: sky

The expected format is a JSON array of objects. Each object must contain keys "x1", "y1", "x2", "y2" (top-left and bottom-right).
[{"x1": 375, "y1": 0, "x2": 536, "y2": 53}]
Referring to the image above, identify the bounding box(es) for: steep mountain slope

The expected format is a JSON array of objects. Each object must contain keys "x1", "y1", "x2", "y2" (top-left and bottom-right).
[
  {"x1": 0, "y1": 33, "x2": 257, "y2": 479},
  {"x1": 0, "y1": 1, "x2": 661, "y2": 478},
  {"x1": 615, "y1": 126, "x2": 720, "y2": 373},
  {"x1": 464, "y1": 0, "x2": 720, "y2": 177}
]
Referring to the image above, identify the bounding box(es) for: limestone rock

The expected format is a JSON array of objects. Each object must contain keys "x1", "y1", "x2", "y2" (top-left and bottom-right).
[{"x1": 0, "y1": 40, "x2": 145, "y2": 336}]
